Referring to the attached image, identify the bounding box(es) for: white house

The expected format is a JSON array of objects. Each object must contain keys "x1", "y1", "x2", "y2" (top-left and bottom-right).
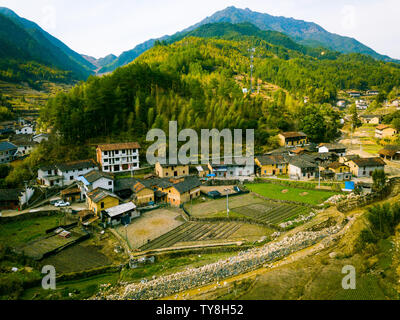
[
  {"x1": 38, "y1": 160, "x2": 98, "y2": 187},
  {"x1": 318, "y1": 143, "x2": 347, "y2": 157},
  {"x1": 32, "y1": 133, "x2": 50, "y2": 143},
  {"x1": 288, "y1": 158, "x2": 318, "y2": 181},
  {"x1": 208, "y1": 158, "x2": 254, "y2": 178},
  {"x1": 96, "y1": 142, "x2": 140, "y2": 173},
  {"x1": 15, "y1": 125, "x2": 34, "y2": 135},
  {"x1": 77, "y1": 170, "x2": 114, "y2": 199}
]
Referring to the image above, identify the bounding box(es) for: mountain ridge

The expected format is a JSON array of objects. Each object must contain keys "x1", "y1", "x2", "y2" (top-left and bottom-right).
[{"x1": 99, "y1": 6, "x2": 399, "y2": 73}]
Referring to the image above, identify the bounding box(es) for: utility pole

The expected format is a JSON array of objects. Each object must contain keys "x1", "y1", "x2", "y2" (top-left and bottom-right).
[
  {"x1": 248, "y1": 48, "x2": 255, "y2": 93},
  {"x1": 224, "y1": 188, "x2": 230, "y2": 218}
]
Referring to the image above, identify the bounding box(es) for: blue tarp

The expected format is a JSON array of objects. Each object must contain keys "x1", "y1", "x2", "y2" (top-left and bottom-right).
[
  {"x1": 207, "y1": 174, "x2": 216, "y2": 177},
  {"x1": 345, "y1": 181, "x2": 355, "y2": 190}
]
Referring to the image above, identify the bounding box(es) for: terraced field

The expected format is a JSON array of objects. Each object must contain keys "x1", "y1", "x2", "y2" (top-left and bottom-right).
[
  {"x1": 233, "y1": 202, "x2": 309, "y2": 225},
  {"x1": 139, "y1": 222, "x2": 242, "y2": 251}
]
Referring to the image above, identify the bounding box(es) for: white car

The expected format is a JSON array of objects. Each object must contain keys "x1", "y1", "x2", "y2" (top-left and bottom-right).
[{"x1": 54, "y1": 201, "x2": 70, "y2": 207}]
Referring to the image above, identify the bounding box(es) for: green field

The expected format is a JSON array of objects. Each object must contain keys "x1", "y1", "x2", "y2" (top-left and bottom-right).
[
  {"x1": 0, "y1": 213, "x2": 64, "y2": 247},
  {"x1": 245, "y1": 183, "x2": 338, "y2": 205}
]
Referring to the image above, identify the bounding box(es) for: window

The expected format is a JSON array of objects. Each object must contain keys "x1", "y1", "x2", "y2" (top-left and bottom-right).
[
  {"x1": 108, "y1": 181, "x2": 112, "y2": 186},
  {"x1": 70, "y1": 176, "x2": 74, "y2": 180},
  {"x1": 101, "y1": 202, "x2": 105, "y2": 209}
]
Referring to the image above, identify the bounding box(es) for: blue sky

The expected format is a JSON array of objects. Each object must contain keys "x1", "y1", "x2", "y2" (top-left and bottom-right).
[{"x1": 0, "y1": 0, "x2": 399, "y2": 59}]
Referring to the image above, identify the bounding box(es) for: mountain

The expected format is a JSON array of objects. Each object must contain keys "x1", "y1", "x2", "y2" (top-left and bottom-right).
[
  {"x1": 0, "y1": 7, "x2": 96, "y2": 82},
  {"x1": 81, "y1": 54, "x2": 117, "y2": 70},
  {"x1": 99, "y1": 6, "x2": 398, "y2": 73}
]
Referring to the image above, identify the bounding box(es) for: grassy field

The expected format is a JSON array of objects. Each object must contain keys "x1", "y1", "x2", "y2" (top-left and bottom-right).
[
  {"x1": 245, "y1": 183, "x2": 338, "y2": 205},
  {"x1": 0, "y1": 213, "x2": 64, "y2": 247}
]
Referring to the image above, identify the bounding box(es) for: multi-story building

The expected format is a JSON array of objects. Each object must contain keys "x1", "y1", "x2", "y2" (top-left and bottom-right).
[
  {"x1": 278, "y1": 132, "x2": 308, "y2": 147},
  {"x1": 96, "y1": 142, "x2": 140, "y2": 173},
  {"x1": 347, "y1": 157, "x2": 386, "y2": 178},
  {"x1": 155, "y1": 161, "x2": 189, "y2": 178}
]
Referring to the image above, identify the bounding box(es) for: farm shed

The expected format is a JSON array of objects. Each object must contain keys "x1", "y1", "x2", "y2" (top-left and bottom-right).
[{"x1": 103, "y1": 202, "x2": 138, "y2": 226}]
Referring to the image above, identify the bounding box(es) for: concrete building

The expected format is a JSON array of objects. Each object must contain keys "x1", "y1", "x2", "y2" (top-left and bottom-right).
[
  {"x1": 0, "y1": 142, "x2": 17, "y2": 164},
  {"x1": 96, "y1": 142, "x2": 140, "y2": 173}
]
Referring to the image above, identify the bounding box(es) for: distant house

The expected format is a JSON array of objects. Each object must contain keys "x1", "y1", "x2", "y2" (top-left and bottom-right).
[
  {"x1": 288, "y1": 157, "x2": 318, "y2": 181},
  {"x1": 61, "y1": 187, "x2": 82, "y2": 203},
  {"x1": 359, "y1": 114, "x2": 381, "y2": 125},
  {"x1": 0, "y1": 142, "x2": 17, "y2": 164},
  {"x1": 348, "y1": 91, "x2": 361, "y2": 98},
  {"x1": 378, "y1": 145, "x2": 400, "y2": 161},
  {"x1": 37, "y1": 160, "x2": 98, "y2": 187},
  {"x1": 96, "y1": 142, "x2": 140, "y2": 173},
  {"x1": 325, "y1": 162, "x2": 352, "y2": 181},
  {"x1": 356, "y1": 100, "x2": 368, "y2": 110},
  {"x1": 103, "y1": 202, "x2": 139, "y2": 226},
  {"x1": 278, "y1": 132, "x2": 308, "y2": 147},
  {"x1": 15, "y1": 125, "x2": 34, "y2": 135},
  {"x1": 318, "y1": 143, "x2": 347, "y2": 157},
  {"x1": 87, "y1": 188, "x2": 121, "y2": 215},
  {"x1": 11, "y1": 138, "x2": 37, "y2": 157},
  {"x1": 196, "y1": 165, "x2": 210, "y2": 178},
  {"x1": 208, "y1": 158, "x2": 254, "y2": 178},
  {"x1": 255, "y1": 155, "x2": 288, "y2": 176},
  {"x1": 375, "y1": 124, "x2": 398, "y2": 139},
  {"x1": 337, "y1": 100, "x2": 346, "y2": 108},
  {"x1": 155, "y1": 161, "x2": 189, "y2": 178},
  {"x1": 32, "y1": 133, "x2": 49, "y2": 143},
  {"x1": 366, "y1": 90, "x2": 379, "y2": 96},
  {"x1": 347, "y1": 157, "x2": 386, "y2": 177}
]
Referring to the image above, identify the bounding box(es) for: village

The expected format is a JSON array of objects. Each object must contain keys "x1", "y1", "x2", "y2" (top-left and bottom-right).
[{"x1": 1, "y1": 87, "x2": 400, "y2": 300}]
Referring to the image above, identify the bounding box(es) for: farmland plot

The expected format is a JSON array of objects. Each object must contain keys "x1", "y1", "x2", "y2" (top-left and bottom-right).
[{"x1": 233, "y1": 202, "x2": 309, "y2": 225}]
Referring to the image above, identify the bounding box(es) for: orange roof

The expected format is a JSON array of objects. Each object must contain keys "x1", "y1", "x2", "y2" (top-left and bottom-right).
[
  {"x1": 279, "y1": 132, "x2": 307, "y2": 139},
  {"x1": 376, "y1": 124, "x2": 392, "y2": 131},
  {"x1": 97, "y1": 142, "x2": 141, "y2": 151}
]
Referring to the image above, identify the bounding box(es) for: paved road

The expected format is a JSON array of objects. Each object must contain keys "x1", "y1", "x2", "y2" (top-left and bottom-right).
[{"x1": 0, "y1": 202, "x2": 88, "y2": 217}]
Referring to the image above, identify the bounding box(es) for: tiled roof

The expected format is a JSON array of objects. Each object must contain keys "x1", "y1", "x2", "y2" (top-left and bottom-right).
[
  {"x1": 87, "y1": 188, "x2": 120, "y2": 203},
  {"x1": 351, "y1": 157, "x2": 386, "y2": 167},
  {"x1": 378, "y1": 145, "x2": 400, "y2": 157},
  {"x1": 0, "y1": 141, "x2": 17, "y2": 152},
  {"x1": 172, "y1": 176, "x2": 201, "y2": 194},
  {"x1": 376, "y1": 124, "x2": 392, "y2": 131},
  {"x1": 97, "y1": 142, "x2": 140, "y2": 151},
  {"x1": 56, "y1": 160, "x2": 97, "y2": 172},
  {"x1": 279, "y1": 132, "x2": 307, "y2": 139},
  {"x1": 326, "y1": 162, "x2": 349, "y2": 169},
  {"x1": 83, "y1": 170, "x2": 113, "y2": 183},
  {"x1": 256, "y1": 155, "x2": 287, "y2": 165}
]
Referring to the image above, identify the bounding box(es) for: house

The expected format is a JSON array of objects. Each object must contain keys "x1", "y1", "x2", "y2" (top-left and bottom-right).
[
  {"x1": 356, "y1": 100, "x2": 368, "y2": 110},
  {"x1": 155, "y1": 161, "x2": 189, "y2": 178},
  {"x1": 102, "y1": 202, "x2": 139, "y2": 226},
  {"x1": 32, "y1": 133, "x2": 49, "y2": 143},
  {"x1": 131, "y1": 181, "x2": 155, "y2": 206},
  {"x1": 378, "y1": 145, "x2": 400, "y2": 161},
  {"x1": 366, "y1": 90, "x2": 379, "y2": 96},
  {"x1": 278, "y1": 132, "x2": 308, "y2": 147},
  {"x1": 340, "y1": 154, "x2": 360, "y2": 164},
  {"x1": 114, "y1": 178, "x2": 136, "y2": 200},
  {"x1": 0, "y1": 142, "x2": 17, "y2": 164},
  {"x1": 10, "y1": 138, "x2": 37, "y2": 158},
  {"x1": 61, "y1": 187, "x2": 82, "y2": 203},
  {"x1": 77, "y1": 170, "x2": 114, "y2": 198},
  {"x1": 288, "y1": 157, "x2": 318, "y2": 181},
  {"x1": 87, "y1": 188, "x2": 121, "y2": 215},
  {"x1": 163, "y1": 176, "x2": 201, "y2": 206},
  {"x1": 348, "y1": 91, "x2": 361, "y2": 97},
  {"x1": 196, "y1": 165, "x2": 210, "y2": 178},
  {"x1": 375, "y1": 124, "x2": 398, "y2": 139},
  {"x1": 325, "y1": 162, "x2": 352, "y2": 181},
  {"x1": 318, "y1": 143, "x2": 347, "y2": 157},
  {"x1": 337, "y1": 100, "x2": 346, "y2": 108},
  {"x1": 15, "y1": 124, "x2": 34, "y2": 135},
  {"x1": 347, "y1": 157, "x2": 386, "y2": 178},
  {"x1": 208, "y1": 158, "x2": 254, "y2": 178},
  {"x1": 0, "y1": 189, "x2": 21, "y2": 210},
  {"x1": 96, "y1": 142, "x2": 140, "y2": 173},
  {"x1": 255, "y1": 155, "x2": 288, "y2": 176},
  {"x1": 359, "y1": 114, "x2": 381, "y2": 125},
  {"x1": 37, "y1": 160, "x2": 98, "y2": 187}
]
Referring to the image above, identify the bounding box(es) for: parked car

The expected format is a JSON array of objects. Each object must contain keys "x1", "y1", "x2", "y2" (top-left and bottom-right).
[{"x1": 54, "y1": 201, "x2": 70, "y2": 207}]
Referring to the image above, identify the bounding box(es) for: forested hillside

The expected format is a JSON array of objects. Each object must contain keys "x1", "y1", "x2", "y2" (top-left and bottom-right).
[
  {"x1": 0, "y1": 8, "x2": 94, "y2": 87},
  {"x1": 42, "y1": 30, "x2": 400, "y2": 151}
]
